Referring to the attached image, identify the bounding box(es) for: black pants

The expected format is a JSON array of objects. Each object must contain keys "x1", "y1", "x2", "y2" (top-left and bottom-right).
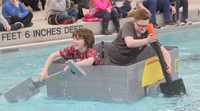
[
  {"x1": 20, "y1": 0, "x2": 39, "y2": 10},
  {"x1": 0, "y1": 23, "x2": 20, "y2": 31},
  {"x1": 171, "y1": 0, "x2": 188, "y2": 22},
  {"x1": 7, "y1": 12, "x2": 33, "y2": 27}
]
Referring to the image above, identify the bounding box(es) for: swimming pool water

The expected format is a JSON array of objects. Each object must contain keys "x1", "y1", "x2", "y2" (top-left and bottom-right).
[{"x1": 0, "y1": 25, "x2": 200, "y2": 111}]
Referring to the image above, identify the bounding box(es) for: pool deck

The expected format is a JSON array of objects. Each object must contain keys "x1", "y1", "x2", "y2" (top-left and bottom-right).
[{"x1": 0, "y1": 0, "x2": 200, "y2": 50}]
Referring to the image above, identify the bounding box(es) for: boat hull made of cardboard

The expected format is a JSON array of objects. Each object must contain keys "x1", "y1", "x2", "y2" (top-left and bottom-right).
[{"x1": 47, "y1": 46, "x2": 179, "y2": 103}]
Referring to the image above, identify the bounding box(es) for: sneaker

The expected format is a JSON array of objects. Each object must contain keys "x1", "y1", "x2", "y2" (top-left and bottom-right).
[
  {"x1": 175, "y1": 20, "x2": 181, "y2": 26},
  {"x1": 165, "y1": 21, "x2": 177, "y2": 25},
  {"x1": 33, "y1": 7, "x2": 41, "y2": 11},
  {"x1": 179, "y1": 22, "x2": 186, "y2": 26},
  {"x1": 153, "y1": 23, "x2": 161, "y2": 29},
  {"x1": 118, "y1": 13, "x2": 123, "y2": 19},
  {"x1": 69, "y1": 17, "x2": 76, "y2": 24},
  {"x1": 184, "y1": 19, "x2": 192, "y2": 25},
  {"x1": 84, "y1": 4, "x2": 89, "y2": 9},
  {"x1": 59, "y1": 19, "x2": 68, "y2": 24},
  {"x1": 27, "y1": 22, "x2": 33, "y2": 27},
  {"x1": 102, "y1": 30, "x2": 112, "y2": 35},
  {"x1": 14, "y1": 22, "x2": 24, "y2": 29}
]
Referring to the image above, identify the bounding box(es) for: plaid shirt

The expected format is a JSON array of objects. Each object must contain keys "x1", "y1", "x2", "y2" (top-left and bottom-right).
[{"x1": 59, "y1": 45, "x2": 102, "y2": 65}]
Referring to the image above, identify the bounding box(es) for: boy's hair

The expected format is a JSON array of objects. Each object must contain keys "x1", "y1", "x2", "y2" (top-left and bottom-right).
[
  {"x1": 133, "y1": 9, "x2": 151, "y2": 21},
  {"x1": 72, "y1": 28, "x2": 95, "y2": 48}
]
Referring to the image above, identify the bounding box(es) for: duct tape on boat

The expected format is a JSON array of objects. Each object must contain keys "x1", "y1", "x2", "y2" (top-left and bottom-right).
[{"x1": 142, "y1": 57, "x2": 164, "y2": 87}]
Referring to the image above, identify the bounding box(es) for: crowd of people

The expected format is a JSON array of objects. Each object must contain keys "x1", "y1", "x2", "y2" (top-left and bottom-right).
[
  {"x1": 0, "y1": 0, "x2": 194, "y2": 81},
  {"x1": 0, "y1": 0, "x2": 192, "y2": 32},
  {"x1": 39, "y1": 8, "x2": 172, "y2": 81}
]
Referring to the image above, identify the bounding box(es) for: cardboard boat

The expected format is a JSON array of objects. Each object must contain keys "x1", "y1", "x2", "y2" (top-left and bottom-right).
[
  {"x1": 46, "y1": 45, "x2": 179, "y2": 103},
  {"x1": 2, "y1": 60, "x2": 86, "y2": 103}
]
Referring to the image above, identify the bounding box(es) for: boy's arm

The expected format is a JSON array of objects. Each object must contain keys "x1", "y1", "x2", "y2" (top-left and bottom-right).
[
  {"x1": 124, "y1": 34, "x2": 157, "y2": 48},
  {"x1": 63, "y1": 57, "x2": 95, "y2": 72},
  {"x1": 0, "y1": 14, "x2": 9, "y2": 26},
  {"x1": 160, "y1": 46, "x2": 172, "y2": 73},
  {"x1": 39, "y1": 51, "x2": 61, "y2": 81},
  {"x1": 76, "y1": 57, "x2": 95, "y2": 66},
  {"x1": 19, "y1": 1, "x2": 29, "y2": 19}
]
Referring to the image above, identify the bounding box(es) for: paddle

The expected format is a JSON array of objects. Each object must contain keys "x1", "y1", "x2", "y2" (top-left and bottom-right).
[
  {"x1": 147, "y1": 24, "x2": 186, "y2": 97},
  {"x1": 1, "y1": 60, "x2": 86, "y2": 103}
]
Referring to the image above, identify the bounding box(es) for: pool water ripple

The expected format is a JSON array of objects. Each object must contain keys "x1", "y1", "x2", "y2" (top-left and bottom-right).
[{"x1": 0, "y1": 25, "x2": 200, "y2": 111}]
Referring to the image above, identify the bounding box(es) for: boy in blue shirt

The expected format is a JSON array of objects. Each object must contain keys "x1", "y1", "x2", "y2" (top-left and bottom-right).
[{"x1": 2, "y1": 0, "x2": 33, "y2": 28}]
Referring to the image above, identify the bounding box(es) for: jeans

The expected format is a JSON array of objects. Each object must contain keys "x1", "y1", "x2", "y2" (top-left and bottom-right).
[
  {"x1": 94, "y1": 8, "x2": 119, "y2": 19},
  {"x1": 68, "y1": 8, "x2": 79, "y2": 20},
  {"x1": 0, "y1": 23, "x2": 7, "y2": 31},
  {"x1": 57, "y1": 8, "x2": 79, "y2": 21},
  {"x1": 143, "y1": 0, "x2": 172, "y2": 24},
  {"x1": 78, "y1": 0, "x2": 89, "y2": 5},
  {"x1": 0, "y1": 23, "x2": 20, "y2": 31},
  {"x1": 115, "y1": 4, "x2": 131, "y2": 17}
]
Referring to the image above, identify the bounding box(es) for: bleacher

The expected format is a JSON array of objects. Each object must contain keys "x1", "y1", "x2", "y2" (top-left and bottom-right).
[{"x1": 0, "y1": 0, "x2": 200, "y2": 48}]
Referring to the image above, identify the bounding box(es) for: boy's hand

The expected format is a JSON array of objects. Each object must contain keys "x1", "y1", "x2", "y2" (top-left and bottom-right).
[
  {"x1": 63, "y1": 66, "x2": 69, "y2": 72},
  {"x1": 170, "y1": 6, "x2": 176, "y2": 15},
  {"x1": 38, "y1": 70, "x2": 48, "y2": 82},
  {"x1": 106, "y1": 8, "x2": 111, "y2": 13},
  {"x1": 4, "y1": 24, "x2": 11, "y2": 31},
  {"x1": 11, "y1": 0, "x2": 19, "y2": 7},
  {"x1": 147, "y1": 34, "x2": 157, "y2": 43}
]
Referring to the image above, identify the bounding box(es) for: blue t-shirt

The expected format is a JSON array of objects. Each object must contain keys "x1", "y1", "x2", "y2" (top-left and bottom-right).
[{"x1": 2, "y1": 0, "x2": 29, "y2": 19}]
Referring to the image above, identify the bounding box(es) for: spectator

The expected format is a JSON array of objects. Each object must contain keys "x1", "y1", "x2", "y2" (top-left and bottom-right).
[
  {"x1": 137, "y1": 0, "x2": 176, "y2": 28},
  {"x1": 41, "y1": 0, "x2": 47, "y2": 10},
  {"x1": 2, "y1": 0, "x2": 33, "y2": 28},
  {"x1": 76, "y1": 0, "x2": 89, "y2": 19},
  {"x1": 45, "y1": 0, "x2": 79, "y2": 25},
  {"x1": 0, "y1": 14, "x2": 23, "y2": 31},
  {"x1": 112, "y1": 0, "x2": 133, "y2": 18},
  {"x1": 89, "y1": 0, "x2": 120, "y2": 35},
  {"x1": 170, "y1": 0, "x2": 192, "y2": 26},
  {"x1": 20, "y1": 0, "x2": 41, "y2": 11}
]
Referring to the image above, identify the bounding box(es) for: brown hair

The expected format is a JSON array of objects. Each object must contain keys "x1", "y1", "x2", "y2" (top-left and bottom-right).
[
  {"x1": 72, "y1": 28, "x2": 95, "y2": 48},
  {"x1": 133, "y1": 9, "x2": 151, "y2": 21}
]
